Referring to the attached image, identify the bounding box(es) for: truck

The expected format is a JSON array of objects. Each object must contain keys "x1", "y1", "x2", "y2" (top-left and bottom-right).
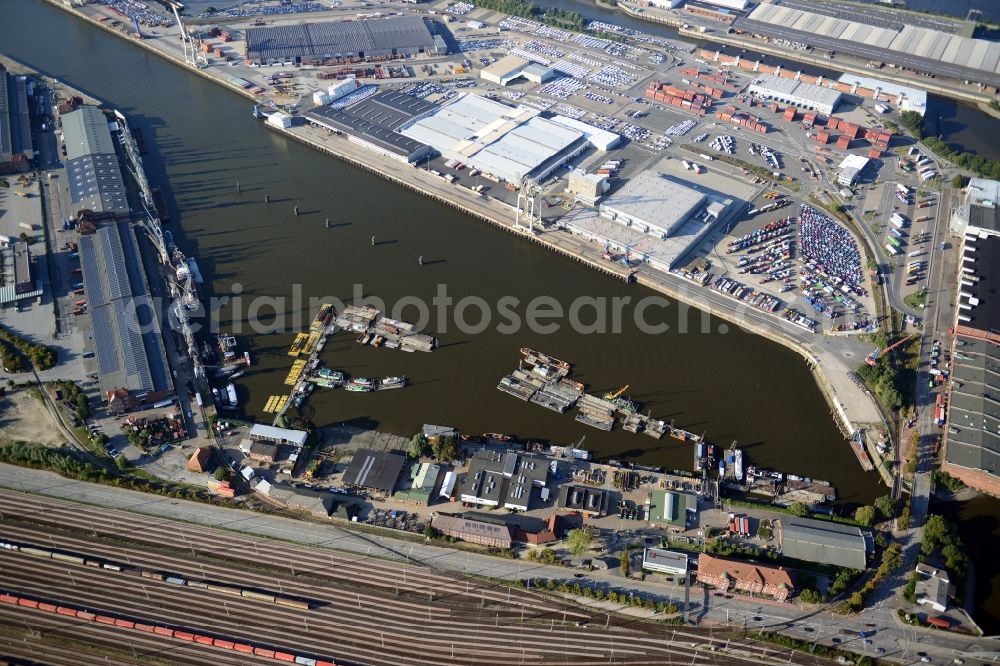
[
  {"x1": 884, "y1": 243, "x2": 900, "y2": 256},
  {"x1": 699, "y1": 153, "x2": 713, "y2": 161},
  {"x1": 682, "y1": 160, "x2": 693, "y2": 170},
  {"x1": 693, "y1": 164, "x2": 704, "y2": 174}
]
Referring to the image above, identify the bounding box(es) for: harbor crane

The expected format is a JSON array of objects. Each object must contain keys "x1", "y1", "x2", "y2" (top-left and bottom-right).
[
  {"x1": 603, "y1": 385, "x2": 629, "y2": 401},
  {"x1": 865, "y1": 334, "x2": 912, "y2": 366},
  {"x1": 515, "y1": 177, "x2": 542, "y2": 233}
]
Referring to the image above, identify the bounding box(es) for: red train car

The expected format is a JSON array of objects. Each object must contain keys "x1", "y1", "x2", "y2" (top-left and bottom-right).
[
  {"x1": 194, "y1": 634, "x2": 215, "y2": 645},
  {"x1": 0, "y1": 594, "x2": 18, "y2": 605},
  {"x1": 213, "y1": 639, "x2": 235, "y2": 650},
  {"x1": 38, "y1": 602, "x2": 58, "y2": 613},
  {"x1": 153, "y1": 626, "x2": 174, "y2": 637},
  {"x1": 174, "y1": 631, "x2": 195, "y2": 642},
  {"x1": 78, "y1": 611, "x2": 97, "y2": 622},
  {"x1": 57, "y1": 607, "x2": 77, "y2": 617},
  {"x1": 234, "y1": 642, "x2": 254, "y2": 653},
  {"x1": 274, "y1": 652, "x2": 297, "y2": 663},
  {"x1": 115, "y1": 618, "x2": 136, "y2": 629},
  {"x1": 134, "y1": 622, "x2": 155, "y2": 633},
  {"x1": 254, "y1": 647, "x2": 276, "y2": 658}
]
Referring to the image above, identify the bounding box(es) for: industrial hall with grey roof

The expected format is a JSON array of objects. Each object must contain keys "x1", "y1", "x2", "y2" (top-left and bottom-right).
[
  {"x1": 79, "y1": 220, "x2": 172, "y2": 398},
  {"x1": 62, "y1": 105, "x2": 129, "y2": 216},
  {"x1": 778, "y1": 516, "x2": 868, "y2": 570},
  {"x1": 245, "y1": 16, "x2": 443, "y2": 64}
]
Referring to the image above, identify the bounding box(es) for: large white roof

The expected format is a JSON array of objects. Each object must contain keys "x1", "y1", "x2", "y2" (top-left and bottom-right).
[{"x1": 400, "y1": 93, "x2": 582, "y2": 183}]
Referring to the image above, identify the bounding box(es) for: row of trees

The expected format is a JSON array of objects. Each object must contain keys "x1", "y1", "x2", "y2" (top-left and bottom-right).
[
  {"x1": 469, "y1": 0, "x2": 586, "y2": 30},
  {"x1": 529, "y1": 577, "x2": 679, "y2": 614},
  {"x1": 899, "y1": 110, "x2": 1000, "y2": 180},
  {"x1": 843, "y1": 543, "x2": 902, "y2": 612}
]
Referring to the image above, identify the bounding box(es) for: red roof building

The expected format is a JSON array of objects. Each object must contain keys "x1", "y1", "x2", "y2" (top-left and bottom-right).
[{"x1": 696, "y1": 554, "x2": 794, "y2": 601}]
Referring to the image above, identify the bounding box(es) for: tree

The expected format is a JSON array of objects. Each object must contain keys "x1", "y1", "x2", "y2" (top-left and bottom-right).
[
  {"x1": 408, "y1": 434, "x2": 426, "y2": 459},
  {"x1": 951, "y1": 174, "x2": 966, "y2": 189},
  {"x1": 619, "y1": 550, "x2": 630, "y2": 577},
  {"x1": 75, "y1": 394, "x2": 90, "y2": 420},
  {"x1": 540, "y1": 548, "x2": 557, "y2": 565},
  {"x1": 898, "y1": 504, "x2": 912, "y2": 530},
  {"x1": 431, "y1": 435, "x2": 458, "y2": 462},
  {"x1": 854, "y1": 505, "x2": 876, "y2": 527},
  {"x1": 788, "y1": 502, "x2": 809, "y2": 517},
  {"x1": 874, "y1": 495, "x2": 897, "y2": 519},
  {"x1": 214, "y1": 467, "x2": 228, "y2": 481},
  {"x1": 566, "y1": 529, "x2": 592, "y2": 557},
  {"x1": 18, "y1": 232, "x2": 30, "y2": 245},
  {"x1": 115, "y1": 455, "x2": 128, "y2": 470},
  {"x1": 899, "y1": 111, "x2": 924, "y2": 138},
  {"x1": 799, "y1": 588, "x2": 822, "y2": 604}
]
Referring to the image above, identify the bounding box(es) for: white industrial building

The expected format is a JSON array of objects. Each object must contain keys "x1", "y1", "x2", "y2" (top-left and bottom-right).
[
  {"x1": 748, "y1": 74, "x2": 842, "y2": 115},
  {"x1": 480, "y1": 55, "x2": 555, "y2": 86},
  {"x1": 837, "y1": 74, "x2": 927, "y2": 116},
  {"x1": 700, "y1": 0, "x2": 749, "y2": 9},
  {"x1": 642, "y1": 548, "x2": 689, "y2": 576},
  {"x1": 550, "y1": 115, "x2": 620, "y2": 151},
  {"x1": 648, "y1": 0, "x2": 683, "y2": 8},
  {"x1": 266, "y1": 112, "x2": 292, "y2": 129},
  {"x1": 599, "y1": 171, "x2": 709, "y2": 238},
  {"x1": 399, "y1": 93, "x2": 587, "y2": 185},
  {"x1": 567, "y1": 170, "x2": 609, "y2": 205},
  {"x1": 837, "y1": 154, "x2": 870, "y2": 187},
  {"x1": 559, "y1": 163, "x2": 740, "y2": 273}
]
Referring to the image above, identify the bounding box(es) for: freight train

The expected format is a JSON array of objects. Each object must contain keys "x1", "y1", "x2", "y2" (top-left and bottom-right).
[
  {"x1": 1, "y1": 540, "x2": 311, "y2": 610},
  {"x1": 0, "y1": 589, "x2": 337, "y2": 666}
]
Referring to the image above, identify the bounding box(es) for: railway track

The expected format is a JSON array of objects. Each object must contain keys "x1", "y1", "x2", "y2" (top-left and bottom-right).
[{"x1": 0, "y1": 489, "x2": 838, "y2": 666}]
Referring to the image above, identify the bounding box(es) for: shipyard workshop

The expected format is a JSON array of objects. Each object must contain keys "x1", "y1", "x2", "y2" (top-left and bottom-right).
[
  {"x1": 747, "y1": 74, "x2": 843, "y2": 115},
  {"x1": 244, "y1": 15, "x2": 448, "y2": 65}
]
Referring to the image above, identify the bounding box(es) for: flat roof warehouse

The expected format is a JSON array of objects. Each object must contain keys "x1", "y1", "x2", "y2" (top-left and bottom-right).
[{"x1": 245, "y1": 16, "x2": 440, "y2": 63}]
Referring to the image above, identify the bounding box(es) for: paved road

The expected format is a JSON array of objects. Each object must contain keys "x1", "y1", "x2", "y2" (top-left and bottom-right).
[{"x1": 2, "y1": 464, "x2": 997, "y2": 663}]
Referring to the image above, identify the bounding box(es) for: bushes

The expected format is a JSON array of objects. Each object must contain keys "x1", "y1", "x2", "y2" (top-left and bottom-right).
[
  {"x1": 922, "y1": 515, "x2": 967, "y2": 585},
  {"x1": 799, "y1": 588, "x2": 822, "y2": 604},
  {"x1": 903, "y1": 571, "x2": 918, "y2": 603},
  {"x1": 899, "y1": 111, "x2": 924, "y2": 137},
  {"x1": 854, "y1": 505, "x2": 876, "y2": 527},
  {"x1": 931, "y1": 469, "x2": 966, "y2": 493},
  {"x1": 843, "y1": 544, "x2": 902, "y2": 612}
]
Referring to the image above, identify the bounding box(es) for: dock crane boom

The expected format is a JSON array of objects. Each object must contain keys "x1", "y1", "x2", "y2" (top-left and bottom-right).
[
  {"x1": 865, "y1": 335, "x2": 912, "y2": 366},
  {"x1": 603, "y1": 385, "x2": 629, "y2": 401}
]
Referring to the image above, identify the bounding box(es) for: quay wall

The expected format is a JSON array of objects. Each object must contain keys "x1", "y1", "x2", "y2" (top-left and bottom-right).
[{"x1": 42, "y1": 0, "x2": 890, "y2": 478}]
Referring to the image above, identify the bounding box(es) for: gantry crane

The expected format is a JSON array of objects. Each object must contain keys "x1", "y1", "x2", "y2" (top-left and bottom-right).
[{"x1": 603, "y1": 385, "x2": 629, "y2": 401}]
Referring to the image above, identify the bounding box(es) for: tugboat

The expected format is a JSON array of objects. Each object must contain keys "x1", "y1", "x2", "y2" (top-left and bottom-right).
[{"x1": 377, "y1": 376, "x2": 406, "y2": 390}]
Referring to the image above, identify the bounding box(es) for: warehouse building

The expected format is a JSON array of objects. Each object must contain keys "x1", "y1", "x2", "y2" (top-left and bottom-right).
[
  {"x1": 648, "y1": 489, "x2": 698, "y2": 528},
  {"x1": 941, "y1": 233, "x2": 1000, "y2": 494},
  {"x1": 550, "y1": 115, "x2": 620, "y2": 151},
  {"x1": 837, "y1": 154, "x2": 871, "y2": 187},
  {"x1": 343, "y1": 448, "x2": 407, "y2": 495},
  {"x1": 305, "y1": 90, "x2": 437, "y2": 164},
  {"x1": 738, "y1": 4, "x2": 1000, "y2": 88},
  {"x1": 79, "y1": 221, "x2": 172, "y2": 400},
  {"x1": 748, "y1": 74, "x2": 842, "y2": 115},
  {"x1": 950, "y1": 178, "x2": 1000, "y2": 237},
  {"x1": 778, "y1": 516, "x2": 868, "y2": 569},
  {"x1": 431, "y1": 513, "x2": 513, "y2": 548},
  {"x1": 642, "y1": 548, "x2": 688, "y2": 576},
  {"x1": 0, "y1": 66, "x2": 33, "y2": 174},
  {"x1": 480, "y1": 55, "x2": 555, "y2": 86},
  {"x1": 62, "y1": 106, "x2": 129, "y2": 216},
  {"x1": 399, "y1": 93, "x2": 587, "y2": 185},
  {"x1": 248, "y1": 423, "x2": 309, "y2": 446},
  {"x1": 457, "y1": 450, "x2": 549, "y2": 512},
  {"x1": 245, "y1": 16, "x2": 443, "y2": 64},
  {"x1": 12, "y1": 241, "x2": 34, "y2": 295}
]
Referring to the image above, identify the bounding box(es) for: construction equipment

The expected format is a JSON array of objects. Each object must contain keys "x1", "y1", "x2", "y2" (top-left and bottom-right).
[
  {"x1": 603, "y1": 385, "x2": 629, "y2": 401},
  {"x1": 865, "y1": 334, "x2": 912, "y2": 366}
]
